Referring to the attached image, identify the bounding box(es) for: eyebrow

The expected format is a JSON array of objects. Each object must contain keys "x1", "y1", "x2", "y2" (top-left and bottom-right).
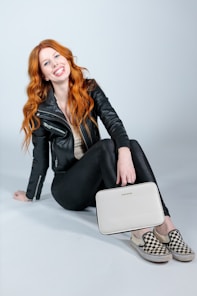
[
  {"x1": 40, "y1": 58, "x2": 49, "y2": 64},
  {"x1": 40, "y1": 51, "x2": 59, "y2": 64}
]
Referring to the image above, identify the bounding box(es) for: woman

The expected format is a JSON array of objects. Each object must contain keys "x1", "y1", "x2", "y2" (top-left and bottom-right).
[{"x1": 14, "y1": 39, "x2": 195, "y2": 263}]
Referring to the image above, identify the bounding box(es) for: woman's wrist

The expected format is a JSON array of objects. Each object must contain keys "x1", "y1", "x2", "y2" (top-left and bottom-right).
[
  {"x1": 118, "y1": 147, "x2": 131, "y2": 158},
  {"x1": 118, "y1": 146, "x2": 130, "y2": 152}
]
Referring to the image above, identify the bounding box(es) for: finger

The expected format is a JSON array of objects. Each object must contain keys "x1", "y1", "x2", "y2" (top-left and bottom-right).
[
  {"x1": 127, "y1": 174, "x2": 134, "y2": 184},
  {"x1": 121, "y1": 175, "x2": 128, "y2": 186},
  {"x1": 116, "y1": 171, "x2": 120, "y2": 184},
  {"x1": 132, "y1": 172, "x2": 137, "y2": 183}
]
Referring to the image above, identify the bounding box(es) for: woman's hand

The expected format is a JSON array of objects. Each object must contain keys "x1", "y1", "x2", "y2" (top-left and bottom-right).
[
  {"x1": 116, "y1": 147, "x2": 136, "y2": 186},
  {"x1": 13, "y1": 191, "x2": 32, "y2": 202}
]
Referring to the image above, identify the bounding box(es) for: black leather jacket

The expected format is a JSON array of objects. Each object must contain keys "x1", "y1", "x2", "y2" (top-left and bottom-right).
[{"x1": 26, "y1": 80, "x2": 130, "y2": 200}]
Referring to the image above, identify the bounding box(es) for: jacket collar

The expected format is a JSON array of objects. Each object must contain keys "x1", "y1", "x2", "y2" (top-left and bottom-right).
[
  {"x1": 38, "y1": 88, "x2": 65, "y2": 119},
  {"x1": 37, "y1": 87, "x2": 93, "y2": 148}
]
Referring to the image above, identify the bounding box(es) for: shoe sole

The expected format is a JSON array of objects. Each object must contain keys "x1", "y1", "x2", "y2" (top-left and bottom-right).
[
  {"x1": 170, "y1": 250, "x2": 195, "y2": 262},
  {"x1": 130, "y1": 240, "x2": 172, "y2": 263},
  {"x1": 153, "y1": 229, "x2": 195, "y2": 262}
]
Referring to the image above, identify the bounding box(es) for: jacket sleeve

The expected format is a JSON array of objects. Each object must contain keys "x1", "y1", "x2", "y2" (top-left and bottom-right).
[
  {"x1": 90, "y1": 82, "x2": 130, "y2": 149},
  {"x1": 26, "y1": 125, "x2": 49, "y2": 200}
]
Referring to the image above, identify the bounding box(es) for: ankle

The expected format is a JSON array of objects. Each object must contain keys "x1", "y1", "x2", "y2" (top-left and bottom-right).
[
  {"x1": 132, "y1": 228, "x2": 151, "y2": 239},
  {"x1": 155, "y1": 216, "x2": 176, "y2": 236}
]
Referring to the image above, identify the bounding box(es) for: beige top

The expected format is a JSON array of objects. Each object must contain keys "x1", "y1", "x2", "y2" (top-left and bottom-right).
[
  {"x1": 54, "y1": 96, "x2": 85, "y2": 159},
  {"x1": 70, "y1": 125, "x2": 85, "y2": 159}
]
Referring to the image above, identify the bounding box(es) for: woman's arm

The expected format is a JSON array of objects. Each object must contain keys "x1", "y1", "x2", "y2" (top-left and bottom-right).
[
  {"x1": 116, "y1": 147, "x2": 136, "y2": 186},
  {"x1": 14, "y1": 125, "x2": 49, "y2": 201},
  {"x1": 91, "y1": 82, "x2": 136, "y2": 185},
  {"x1": 90, "y1": 82, "x2": 130, "y2": 149}
]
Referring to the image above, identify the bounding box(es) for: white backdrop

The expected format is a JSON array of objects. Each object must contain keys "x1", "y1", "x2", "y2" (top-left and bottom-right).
[{"x1": 0, "y1": 0, "x2": 197, "y2": 196}]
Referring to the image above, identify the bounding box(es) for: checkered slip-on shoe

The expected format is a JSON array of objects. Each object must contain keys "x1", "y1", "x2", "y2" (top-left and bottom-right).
[
  {"x1": 130, "y1": 231, "x2": 172, "y2": 263},
  {"x1": 153, "y1": 229, "x2": 195, "y2": 262}
]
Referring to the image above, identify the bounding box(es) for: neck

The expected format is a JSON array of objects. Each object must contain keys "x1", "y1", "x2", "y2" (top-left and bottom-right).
[
  {"x1": 53, "y1": 81, "x2": 69, "y2": 103},
  {"x1": 53, "y1": 81, "x2": 70, "y2": 120}
]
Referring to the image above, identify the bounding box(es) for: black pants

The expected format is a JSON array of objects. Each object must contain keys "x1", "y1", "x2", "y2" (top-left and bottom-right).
[{"x1": 51, "y1": 139, "x2": 170, "y2": 216}]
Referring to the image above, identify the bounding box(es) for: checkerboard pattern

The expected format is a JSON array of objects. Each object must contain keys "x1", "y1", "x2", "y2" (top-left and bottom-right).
[
  {"x1": 168, "y1": 230, "x2": 193, "y2": 254},
  {"x1": 141, "y1": 232, "x2": 170, "y2": 255}
]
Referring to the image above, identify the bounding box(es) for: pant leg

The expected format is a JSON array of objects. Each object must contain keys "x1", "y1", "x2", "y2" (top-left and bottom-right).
[
  {"x1": 51, "y1": 138, "x2": 170, "y2": 216},
  {"x1": 51, "y1": 139, "x2": 117, "y2": 211},
  {"x1": 129, "y1": 139, "x2": 170, "y2": 216}
]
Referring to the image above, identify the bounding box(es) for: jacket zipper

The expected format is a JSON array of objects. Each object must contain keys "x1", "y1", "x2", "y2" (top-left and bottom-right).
[
  {"x1": 55, "y1": 158, "x2": 58, "y2": 168},
  {"x1": 37, "y1": 109, "x2": 71, "y2": 131},
  {"x1": 38, "y1": 109, "x2": 91, "y2": 149},
  {"x1": 79, "y1": 126, "x2": 89, "y2": 150},
  {"x1": 34, "y1": 175, "x2": 42, "y2": 199},
  {"x1": 43, "y1": 122, "x2": 66, "y2": 135}
]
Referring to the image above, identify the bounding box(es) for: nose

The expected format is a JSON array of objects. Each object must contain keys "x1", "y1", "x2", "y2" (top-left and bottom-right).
[{"x1": 52, "y1": 59, "x2": 58, "y2": 67}]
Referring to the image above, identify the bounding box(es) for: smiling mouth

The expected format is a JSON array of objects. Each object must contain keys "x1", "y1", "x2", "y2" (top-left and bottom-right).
[{"x1": 54, "y1": 67, "x2": 65, "y2": 76}]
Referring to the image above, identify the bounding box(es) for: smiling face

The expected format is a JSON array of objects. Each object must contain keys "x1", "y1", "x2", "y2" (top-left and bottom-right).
[{"x1": 39, "y1": 47, "x2": 71, "y2": 84}]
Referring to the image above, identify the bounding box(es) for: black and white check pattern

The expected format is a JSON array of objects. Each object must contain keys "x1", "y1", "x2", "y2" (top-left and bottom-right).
[
  {"x1": 168, "y1": 229, "x2": 193, "y2": 254},
  {"x1": 141, "y1": 232, "x2": 170, "y2": 255}
]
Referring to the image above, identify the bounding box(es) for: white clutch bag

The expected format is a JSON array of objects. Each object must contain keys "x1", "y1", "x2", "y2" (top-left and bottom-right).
[{"x1": 95, "y1": 182, "x2": 164, "y2": 235}]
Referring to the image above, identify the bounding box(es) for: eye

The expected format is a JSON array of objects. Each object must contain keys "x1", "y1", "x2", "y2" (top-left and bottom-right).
[
  {"x1": 55, "y1": 53, "x2": 60, "y2": 58},
  {"x1": 43, "y1": 61, "x2": 49, "y2": 66}
]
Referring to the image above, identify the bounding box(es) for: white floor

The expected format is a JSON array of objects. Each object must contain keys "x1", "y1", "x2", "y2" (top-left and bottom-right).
[{"x1": 0, "y1": 172, "x2": 197, "y2": 296}]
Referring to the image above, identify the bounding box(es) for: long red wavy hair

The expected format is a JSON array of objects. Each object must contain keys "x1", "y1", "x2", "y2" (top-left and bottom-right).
[{"x1": 22, "y1": 39, "x2": 96, "y2": 149}]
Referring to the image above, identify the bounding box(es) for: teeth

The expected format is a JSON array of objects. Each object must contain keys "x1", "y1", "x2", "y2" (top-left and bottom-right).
[{"x1": 54, "y1": 67, "x2": 64, "y2": 75}]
